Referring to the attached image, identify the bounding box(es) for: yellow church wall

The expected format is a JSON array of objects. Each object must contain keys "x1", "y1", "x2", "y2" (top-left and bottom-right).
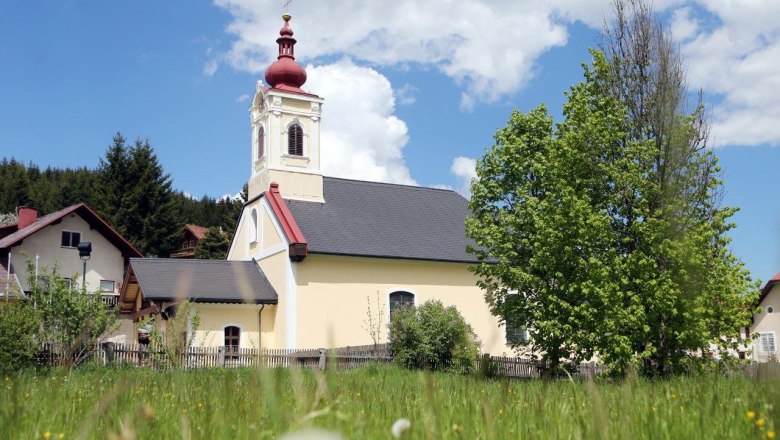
[
  {"x1": 294, "y1": 254, "x2": 511, "y2": 355},
  {"x1": 192, "y1": 303, "x2": 276, "y2": 349},
  {"x1": 263, "y1": 209, "x2": 283, "y2": 248},
  {"x1": 256, "y1": 249, "x2": 287, "y2": 349}
]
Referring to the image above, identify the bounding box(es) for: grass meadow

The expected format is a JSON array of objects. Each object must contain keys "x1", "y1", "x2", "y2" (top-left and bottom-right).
[{"x1": 1, "y1": 365, "x2": 778, "y2": 439}]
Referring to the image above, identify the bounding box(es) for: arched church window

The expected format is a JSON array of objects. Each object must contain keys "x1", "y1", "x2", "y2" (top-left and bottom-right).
[
  {"x1": 389, "y1": 291, "x2": 415, "y2": 318},
  {"x1": 224, "y1": 325, "x2": 240, "y2": 360},
  {"x1": 249, "y1": 209, "x2": 258, "y2": 243},
  {"x1": 288, "y1": 123, "x2": 303, "y2": 156},
  {"x1": 257, "y1": 126, "x2": 265, "y2": 159}
]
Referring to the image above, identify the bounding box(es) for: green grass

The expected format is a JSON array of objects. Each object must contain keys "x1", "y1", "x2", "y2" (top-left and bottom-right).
[{"x1": 1, "y1": 365, "x2": 778, "y2": 439}]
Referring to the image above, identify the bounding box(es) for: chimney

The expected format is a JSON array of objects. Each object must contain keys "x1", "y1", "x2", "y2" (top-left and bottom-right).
[{"x1": 17, "y1": 207, "x2": 38, "y2": 229}]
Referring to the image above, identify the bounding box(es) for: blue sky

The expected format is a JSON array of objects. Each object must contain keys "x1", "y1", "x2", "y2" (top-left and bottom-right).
[{"x1": 1, "y1": 1, "x2": 779, "y2": 283}]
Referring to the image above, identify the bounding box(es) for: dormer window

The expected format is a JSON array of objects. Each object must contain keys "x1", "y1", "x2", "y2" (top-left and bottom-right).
[
  {"x1": 257, "y1": 126, "x2": 265, "y2": 159},
  {"x1": 288, "y1": 123, "x2": 303, "y2": 156}
]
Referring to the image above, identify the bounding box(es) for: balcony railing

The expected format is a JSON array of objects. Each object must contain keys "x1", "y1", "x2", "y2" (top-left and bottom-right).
[{"x1": 95, "y1": 293, "x2": 119, "y2": 309}]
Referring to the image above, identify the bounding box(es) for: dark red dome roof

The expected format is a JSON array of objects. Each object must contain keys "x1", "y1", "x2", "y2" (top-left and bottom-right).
[{"x1": 264, "y1": 14, "x2": 307, "y2": 91}]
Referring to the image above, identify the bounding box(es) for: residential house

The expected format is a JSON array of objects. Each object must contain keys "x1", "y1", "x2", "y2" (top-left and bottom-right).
[
  {"x1": 171, "y1": 224, "x2": 210, "y2": 259},
  {"x1": 0, "y1": 204, "x2": 143, "y2": 313},
  {"x1": 751, "y1": 274, "x2": 780, "y2": 361},
  {"x1": 119, "y1": 14, "x2": 512, "y2": 355}
]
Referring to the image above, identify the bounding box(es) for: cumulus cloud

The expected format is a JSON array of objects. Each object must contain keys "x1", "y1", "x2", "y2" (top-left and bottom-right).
[
  {"x1": 305, "y1": 59, "x2": 416, "y2": 185},
  {"x1": 210, "y1": 0, "x2": 619, "y2": 108},
  {"x1": 676, "y1": 1, "x2": 780, "y2": 147},
  {"x1": 450, "y1": 156, "x2": 477, "y2": 197}
]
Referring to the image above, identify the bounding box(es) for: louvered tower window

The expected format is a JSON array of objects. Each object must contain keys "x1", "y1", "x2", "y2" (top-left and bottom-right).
[
  {"x1": 257, "y1": 126, "x2": 265, "y2": 159},
  {"x1": 288, "y1": 123, "x2": 303, "y2": 156}
]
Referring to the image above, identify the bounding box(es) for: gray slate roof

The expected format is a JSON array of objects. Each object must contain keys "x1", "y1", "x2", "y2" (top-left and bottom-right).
[
  {"x1": 286, "y1": 177, "x2": 479, "y2": 263},
  {"x1": 130, "y1": 258, "x2": 278, "y2": 304}
]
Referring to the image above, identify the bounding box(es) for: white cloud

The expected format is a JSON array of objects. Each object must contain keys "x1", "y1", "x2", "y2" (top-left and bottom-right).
[
  {"x1": 676, "y1": 1, "x2": 780, "y2": 147},
  {"x1": 209, "y1": 0, "x2": 780, "y2": 167},
  {"x1": 210, "y1": 0, "x2": 614, "y2": 108},
  {"x1": 235, "y1": 93, "x2": 250, "y2": 103},
  {"x1": 394, "y1": 83, "x2": 417, "y2": 106},
  {"x1": 450, "y1": 156, "x2": 477, "y2": 197},
  {"x1": 305, "y1": 59, "x2": 416, "y2": 185}
]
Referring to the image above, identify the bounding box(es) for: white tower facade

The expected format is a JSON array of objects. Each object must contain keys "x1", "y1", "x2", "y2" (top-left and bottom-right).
[{"x1": 247, "y1": 14, "x2": 325, "y2": 202}]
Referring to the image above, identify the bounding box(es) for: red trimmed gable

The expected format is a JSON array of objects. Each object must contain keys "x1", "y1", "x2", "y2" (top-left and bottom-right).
[{"x1": 264, "y1": 182, "x2": 308, "y2": 261}]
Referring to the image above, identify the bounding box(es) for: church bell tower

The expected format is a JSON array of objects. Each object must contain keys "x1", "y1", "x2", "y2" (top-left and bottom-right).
[{"x1": 247, "y1": 14, "x2": 325, "y2": 202}]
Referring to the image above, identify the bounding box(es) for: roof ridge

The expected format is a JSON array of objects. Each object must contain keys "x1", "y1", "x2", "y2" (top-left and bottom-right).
[
  {"x1": 322, "y1": 176, "x2": 458, "y2": 194},
  {"x1": 131, "y1": 257, "x2": 245, "y2": 264}
]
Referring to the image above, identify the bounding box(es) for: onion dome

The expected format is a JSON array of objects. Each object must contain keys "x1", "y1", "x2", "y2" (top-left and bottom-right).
[{"x1": 264, "y1": 13, "x2": 307, "y2": 91}]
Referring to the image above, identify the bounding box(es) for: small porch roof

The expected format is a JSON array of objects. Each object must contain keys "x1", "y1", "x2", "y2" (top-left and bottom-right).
[{"x1": 119, "y1": 258, "x2": 278, "y2": 317}]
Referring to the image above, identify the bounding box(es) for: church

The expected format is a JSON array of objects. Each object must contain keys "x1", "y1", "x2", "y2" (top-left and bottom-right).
[{"x1": 119, "y1": 14, "x2": 510, "y2": 355}]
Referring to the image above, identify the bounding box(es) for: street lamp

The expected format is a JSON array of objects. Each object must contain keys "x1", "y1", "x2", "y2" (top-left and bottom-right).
[{"x1": 77, "y1": 242, "x2": 92, "y2": 293}]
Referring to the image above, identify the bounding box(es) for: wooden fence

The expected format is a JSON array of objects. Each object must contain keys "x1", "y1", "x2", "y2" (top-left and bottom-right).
[
  {"x1": 38, "y1": 343, "x2": 774, "y2": 380},
  {"x1": 74, "y1": 342, "x2": 394, "y2": 371}
]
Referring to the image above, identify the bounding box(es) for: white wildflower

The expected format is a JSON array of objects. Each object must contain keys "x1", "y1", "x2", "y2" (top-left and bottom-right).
[{"x1": 391, "y1": 418, "x2": 411, "y2": 438}]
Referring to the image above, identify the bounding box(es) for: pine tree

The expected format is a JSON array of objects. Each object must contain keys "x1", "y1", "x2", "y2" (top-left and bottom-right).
[{"x1": 194, "y1": 227, "x2": 230, "y2": 260}]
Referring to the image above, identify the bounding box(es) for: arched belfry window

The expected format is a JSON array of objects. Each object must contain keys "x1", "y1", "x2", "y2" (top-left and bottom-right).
[
  {"x1": 288, "y1": 123, "x2": 303, "y2": 156},
  {"x1": 257, "y1": 126, "x2": 265, "y2": 159},
  {"x1": 389, "y1": 291, "x2": 415, "y2": 318}
]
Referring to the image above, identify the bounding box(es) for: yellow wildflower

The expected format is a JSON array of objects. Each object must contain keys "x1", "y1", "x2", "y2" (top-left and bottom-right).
[
  {"x1": 747, "y1": 411, "x2": 756, "y2": 420},
  {"x1": 767, "y1": 432, "x2": 775, "y2": 440},
  {"x1": 43, "y1": 432, "x2": 51, "y2": 439},
  {"x1": 757, "y1": 419, "x2": 766, "y2": 428},
  {"x1": 58, "y1": 434, "x2": 64, "y2": 439}
]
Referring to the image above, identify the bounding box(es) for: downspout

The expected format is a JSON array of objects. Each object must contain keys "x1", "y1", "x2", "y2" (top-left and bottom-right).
[{"x1": 258, "y1": 304, "x2": 266, "y2": 349}]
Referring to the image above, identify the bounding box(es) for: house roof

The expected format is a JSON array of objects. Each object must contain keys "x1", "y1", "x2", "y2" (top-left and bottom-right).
[
  {"x1": 284, "y1": 177, "x2": 480, "y2": 263},
  {"x1": 0, "y1": 203, "x2": 143, "y2": 258},
  {"x1": 127, "y1": 258, "x2": 278, "y2": 304},
  {"x1": 184, "y1": 224, "x2": 209, "y2": 240}
]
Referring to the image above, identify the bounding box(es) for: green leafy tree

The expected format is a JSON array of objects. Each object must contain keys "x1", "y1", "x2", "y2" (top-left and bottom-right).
[
  {"x1": 0, "y1": 299, "x2": 40, "y2": 373},
  {"x1": 27, "y1": 260, "x2": 118, "y2": 367},
  {"x1": 194, "y1": 227, "x2": 230, "y2": 260},
  {"x1": 389, "y1": 299, "x2": 479, "y2": 373},
  {"x1": 467, "y1": 50, "x2": 757, "y2": 377}
]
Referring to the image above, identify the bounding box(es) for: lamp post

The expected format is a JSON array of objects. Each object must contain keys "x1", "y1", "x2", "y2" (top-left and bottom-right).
[{"x1": 77, "y1": 242, "x2": 92, "y2": 293}]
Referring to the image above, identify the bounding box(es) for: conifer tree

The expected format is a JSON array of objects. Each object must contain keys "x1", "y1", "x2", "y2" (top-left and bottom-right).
[{"x1": 194, "y1": 227, "x2": 230, "y2": 260}]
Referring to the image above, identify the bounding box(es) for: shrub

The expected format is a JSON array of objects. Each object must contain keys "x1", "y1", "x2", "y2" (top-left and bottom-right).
[
  {"x1": 0, "y1": 299, "x2": 40, "y2": 373},
  {"x1": 389, "y1": 299, "x2": 479, "y2": 373},
  {"x1": 27, "y1": 261, "x2": 118, "y2": 367}
]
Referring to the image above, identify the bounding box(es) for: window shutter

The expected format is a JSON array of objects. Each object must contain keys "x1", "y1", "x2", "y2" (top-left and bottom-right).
[{"x1": 288, "y1": 124, "x2": 303, "y2": 156}]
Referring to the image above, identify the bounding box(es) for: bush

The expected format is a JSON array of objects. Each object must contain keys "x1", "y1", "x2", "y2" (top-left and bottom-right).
[
  {"x1": 0, "y1": 299, "x2": 40, "y2": 373},
  {"x1": 389, "y1": 299, "x2": 479, "y2": 373},
  {"x1": 27, "y1": 261, "x2": 118, "y2": 367}
]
